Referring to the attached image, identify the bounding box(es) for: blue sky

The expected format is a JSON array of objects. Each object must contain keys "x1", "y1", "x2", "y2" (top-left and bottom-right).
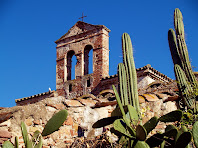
[{"x1": 0, "y1": 0, "x2": 197, "y2": 107}]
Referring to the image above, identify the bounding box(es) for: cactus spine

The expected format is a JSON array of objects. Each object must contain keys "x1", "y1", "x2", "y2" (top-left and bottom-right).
[
  {"x1": 174, "y1": 8, "x2": 198, "y2": 87},
  {"x1": 168, "y1": 8, "x2": 198, "y2": 111},
  {"x1": 118, "y1": 33, "x2": 140, "y2": 115},
  {"x1": 174, "y1": 64, "x2": 195, "y2": 109},
  {"x1": 168, "y1": 8, "x2": 198, "y2": 87},
  {"x1": 192, "y1": 121, "x2": 198, "y2": 147},
  {"x1": 118, "y1": 63, "x2": 129, "y2": 105}
]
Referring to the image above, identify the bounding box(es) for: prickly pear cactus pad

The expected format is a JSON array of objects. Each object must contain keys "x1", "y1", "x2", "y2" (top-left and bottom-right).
[{"x1": 42, "y1": 109, "x2": 68, "y2": 136}]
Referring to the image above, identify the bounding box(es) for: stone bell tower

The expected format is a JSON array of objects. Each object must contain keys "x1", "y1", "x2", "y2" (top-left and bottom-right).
[{"x1": 55, "y1": 21, "x2": 110, "y2": 99}]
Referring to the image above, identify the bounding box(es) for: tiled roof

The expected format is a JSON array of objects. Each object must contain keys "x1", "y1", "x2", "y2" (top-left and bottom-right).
[
  {"x1": 15, "y1": 91, "x2": 55, "y2": 103},
  {"x1": 101, "y1": 64, "x2": 173, "y2": 82},
  {"x1": 63, "y1": 92, "x2": 179, "y2": 108},
  {"x1": 101, "y1": 74, "x2": 118, "y2": 80},
  {"x1": 139, "y1": 81, "x2": 178, "y2": 95},
  {"x1": 138, "y1": 64, "x2": 173, "y2": 82}
]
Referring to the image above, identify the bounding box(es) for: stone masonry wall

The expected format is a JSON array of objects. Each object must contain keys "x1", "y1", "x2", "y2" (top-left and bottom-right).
[{"x1": 0, "y1": 92, "x2": 178, "y2": 147}]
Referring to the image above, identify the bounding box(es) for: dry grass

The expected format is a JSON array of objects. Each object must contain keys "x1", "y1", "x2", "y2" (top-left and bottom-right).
[{"x1": 68, "y1": 132, "x2": 122, "y2": 148}]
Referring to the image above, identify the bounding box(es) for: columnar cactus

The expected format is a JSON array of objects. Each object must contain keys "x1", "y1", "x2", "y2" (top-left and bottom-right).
[
  {"x1": 192, "y1": 121, "x2": 198, "y2": 147},
  {"x1": 174, "y1": 8, "x2": 198, "y2": 87},
  {"x1": 92, "y1": 33, "x2": 141, "y2": 129},
  {"x1": 118, "y1": 63, "x2": 129, "y2": 105},
  {"x1": 174, "y1": 64, "x2": 195, "y2": 109},
  {"x1": 118, "y1": 33, "x2": 140, "y2": 115},
  {"x1": 168, "y1": 8, "x2": 198, "y2": 111}
]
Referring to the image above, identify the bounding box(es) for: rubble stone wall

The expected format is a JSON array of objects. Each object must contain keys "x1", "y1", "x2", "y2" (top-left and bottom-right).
[{"x1": 0, "y1": 94, "x2": 178, "y2": 147}]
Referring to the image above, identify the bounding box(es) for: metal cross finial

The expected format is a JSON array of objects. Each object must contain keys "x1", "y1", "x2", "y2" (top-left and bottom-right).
[{"x1": 79, "y1": 13, "x2": 87, "y2": 22}]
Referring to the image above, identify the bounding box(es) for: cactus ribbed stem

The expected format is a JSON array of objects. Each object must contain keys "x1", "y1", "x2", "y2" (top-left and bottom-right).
[
  {"x1": 174, "y1": 8, "x2": 185, "y2": 38},
  {"x1": 122, "y1": 33, "x2": 133, "y2": 105},
  {"x1": 177, "y1": 36, "x2": 198, "y2": 87},
  {"x1": 118, "y1": 33, "x2": 140, "y2": 116},
  {"x1": 174, "y1": 8, "x2": 198, "y2": 88},
  {"x1": 168, "y1": 29, "x2": 182, "y2": 67},
  {"x1": 174, "y1": 64, "x2": 194, "y2": 109},
  {"x1": 168, "y1": 8, "x2": 198, "y2": 112},
  {"x1": 118, "y1": 63, "x2": 128, "y2": 105}
]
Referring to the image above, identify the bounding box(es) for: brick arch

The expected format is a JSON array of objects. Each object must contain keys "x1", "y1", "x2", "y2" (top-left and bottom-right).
[
  {"x1": 66, "y1": 50, "x2": 76, "y2": 80},
  {"x1": 55, "y1": 21, "x2": 110, "y2": 97},
  {"x1": 84, "y1": 44, "x2": 93, "y2": 75}
]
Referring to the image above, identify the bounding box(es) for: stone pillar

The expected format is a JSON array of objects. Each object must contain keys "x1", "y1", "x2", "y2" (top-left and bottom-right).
[{"x1": 75, "y1": 53, "x2": 83, "y2": 78}]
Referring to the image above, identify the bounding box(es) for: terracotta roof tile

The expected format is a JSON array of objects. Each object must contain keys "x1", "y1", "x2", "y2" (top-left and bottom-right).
[
  {"x1": 101, "y1": 64, "x2": 173, "y2": 82},
  {"x1": 99, "y1": 89, "x2": 115, "y2": 96},
  {"x1": 164, "y1": 95, "x2": 180, "y2": 102},
  {"x1": 93, "y1": 101, "x2": 117, "y2": 108},
  {"x1": 77, "y1": 94, "x2": 96, "y2": 100},
  {"x1": 15, "y1": 91, "x2": 55, "y2": 103},
  {"x1": 77, "y1": 98, "x2": 97, "y2": 107},
  {"x1": 143, "y1": 94, "x2": 159, "y2": 102},
  {"x1": 101, "y1": 74, "x2": 118, "y2": 80},
  {"x1": 46, "y1": 103, "x2": 66, "y2": 110},
  {"x1": 65, "y1": 100, "x2": 83, "y2": 107},
  {"x1": 155, "y1": 93, "x2": 169, "y2": 99},
  {"x1": 138, "y1": 95, "x2": 145, "y2": 103}
]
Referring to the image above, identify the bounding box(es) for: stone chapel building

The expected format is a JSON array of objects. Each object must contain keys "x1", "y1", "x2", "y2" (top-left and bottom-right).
[{"x1": 15, "y1": 21, "x2": 173, "y2": 106}]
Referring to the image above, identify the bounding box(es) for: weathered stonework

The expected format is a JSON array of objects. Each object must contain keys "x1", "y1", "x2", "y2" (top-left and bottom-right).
[
  {"x1": 15, "y1": 22, "x2": 174, "y2": 106},
  {"x1": 5, "y1": 21, "x2": 183, "y2": 147},
  {"x1": 55, "y1": 21, "x2": 110, "y2": 99},
  {"x1": 1, "y1": 91, "x2": 179, "y2": 147}
]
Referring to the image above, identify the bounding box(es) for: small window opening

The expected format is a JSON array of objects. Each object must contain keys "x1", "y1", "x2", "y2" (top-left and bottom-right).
[
  {"x1": 87, "y1": 78, "x2": 91, "y2": 87},
  {"x1": 69, "y1": 84, "x2": 72, "y2": 92},
  {"x1": 78, "y1": 126, "x2": 84, "y2": 137}
]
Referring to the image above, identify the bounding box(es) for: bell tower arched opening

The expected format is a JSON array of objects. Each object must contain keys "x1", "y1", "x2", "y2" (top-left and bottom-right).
[
  {"x1": 84, "y1": 45, "x2": 93, "y2": 75},
  {"x1": 66, "y1": 50, "x2": 76, "y2": 80}
]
